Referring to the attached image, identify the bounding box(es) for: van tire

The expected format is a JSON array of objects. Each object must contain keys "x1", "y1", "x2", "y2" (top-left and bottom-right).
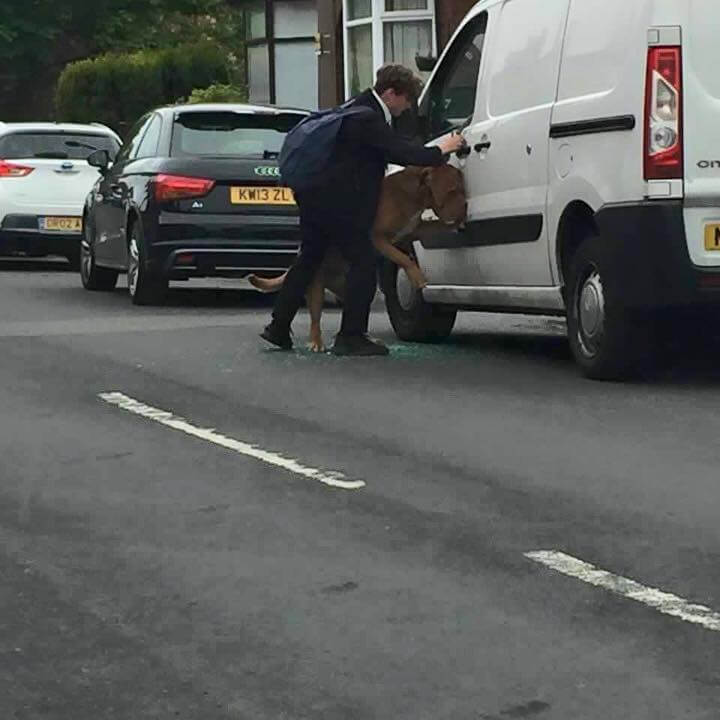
[
  {"x1": 567, "y1": 231, "x2": 654, "y2": 380},
  {"x1": 381, "y1": 258, "x2": 457, "y2": 343}
]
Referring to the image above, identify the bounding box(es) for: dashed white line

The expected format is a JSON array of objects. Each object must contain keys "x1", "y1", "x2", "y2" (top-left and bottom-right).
[
  {"x1": 526, "y1": 550, "x2": 720, "y2": 632},
  {"x1": 99, "y1": 392, "x2": 365, "y2": 490}
]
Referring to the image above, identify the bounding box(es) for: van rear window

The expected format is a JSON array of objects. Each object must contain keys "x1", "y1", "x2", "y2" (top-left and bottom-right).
[
  {"x1": 171, "y1": 111, "x2": 305, "y2": 158},
  {"x1": 0, "y1": 132, "x2": 120, "y2": 160}
]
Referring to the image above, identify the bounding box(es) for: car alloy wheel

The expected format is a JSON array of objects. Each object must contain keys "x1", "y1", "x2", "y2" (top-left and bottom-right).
[
  {"x1": 128, "y1": 235, "x2": 140, "y2": 299},
  {"x1": 127, "y1": 223, "x2": 166, "y2": 305},
  {"x1": 80, "y1": 217, "x2": 118, "y2": 291},
  {"x1": 80, "y1": 240, "x2": 93, "y2": 284}
]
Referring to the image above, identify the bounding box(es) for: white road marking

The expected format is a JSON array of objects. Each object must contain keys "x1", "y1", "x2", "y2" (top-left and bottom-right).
[
  {"x1": 526, "y1": 550, "x2": 720, "y2": 632},
  {"x1": 98, "y1": 392, "x2": 365, "y2": 490}
]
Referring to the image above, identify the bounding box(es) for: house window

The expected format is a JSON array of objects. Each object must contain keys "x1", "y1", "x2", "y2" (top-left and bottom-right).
[
  {"x1": 244, "y1": 0, "x2": 319, "y2": 109},
  {"x1": 342, "y1": 0, "x2": 436, "y2": 98}
]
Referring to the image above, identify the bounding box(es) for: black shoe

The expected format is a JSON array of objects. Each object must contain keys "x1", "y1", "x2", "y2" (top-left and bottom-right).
[
  {"x1": 260, "y1": 323, "x2": 293, "y2": 350},
  {"x1": 331, "y1": 334, "x2": 389, "y2": 356}
]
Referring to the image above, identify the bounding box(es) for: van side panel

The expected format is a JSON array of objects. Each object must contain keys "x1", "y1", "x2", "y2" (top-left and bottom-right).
[
  {"x1": 450, "y1": 0, "x2": 569, "y2": 287},
  {"x1": 679, "y1": 0, "x2": 720, "y2": 268},
  {"x1": 547, "y1": 0, "x2": 653, "y2": 283}
]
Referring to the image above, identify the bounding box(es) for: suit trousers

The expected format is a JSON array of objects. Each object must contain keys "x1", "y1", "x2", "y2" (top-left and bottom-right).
[{"x1": 271, "y1": 193, "x2": 377, "y2": 337}]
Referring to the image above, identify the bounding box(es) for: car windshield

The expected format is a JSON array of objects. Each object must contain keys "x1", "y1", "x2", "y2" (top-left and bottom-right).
[
  {"x1": 171, "y1": 111, "x2": 305, "y2": 158},
  {"x1": 0, "y1": 132, "x2": 120, "y2": 160}
]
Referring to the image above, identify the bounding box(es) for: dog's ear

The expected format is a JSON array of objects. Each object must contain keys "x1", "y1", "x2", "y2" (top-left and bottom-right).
[
  {"x1": 420, "y1": 167, "x2": 433, "y2": 186},
  {"x1": 428, "y1": 165, "x2": 456, "y2": 208}
]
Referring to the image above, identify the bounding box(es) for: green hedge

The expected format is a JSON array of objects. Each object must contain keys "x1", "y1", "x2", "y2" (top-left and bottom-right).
[
  {"x1": 55, "y1": 43, "x2": 231, "y2": 133},
  {"x1": 185, "y1": 83, "x2": 248, "y2": 104}
]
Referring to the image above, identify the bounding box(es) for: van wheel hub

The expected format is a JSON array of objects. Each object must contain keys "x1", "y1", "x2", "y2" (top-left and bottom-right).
[
  {"x1": 577, "y1": 269, "x2": 605, "y2": 355},
  {"x1": 396, "y1": 268, "x2": 415, "y2": 311}
]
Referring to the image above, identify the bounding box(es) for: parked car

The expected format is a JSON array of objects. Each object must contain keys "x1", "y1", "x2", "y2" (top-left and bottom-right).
[
  {"x1": 81, "y1": 103, "x2": 308, "y2": 304},
  {"x1": 382, "y1": 0, "x2": 719, "y2": 379},
  {"x1": 0, "y1": 122, "x2": 121, "y2": 267}
]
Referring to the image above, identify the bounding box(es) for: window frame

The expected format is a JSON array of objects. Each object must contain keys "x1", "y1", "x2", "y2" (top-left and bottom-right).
[
  {"x1": 245, "y1": 0, "x2": 317, "y2": 106},
  {"x1": 135, "y1": 114, "x2": 163, "y2": 159},
  {"x1": 342, "y1": 0, "x2": 437, "y2": 99},
  {"x1": 419, "y1": 10, "x2": 487, "y2": 138},
  {"x1": 114, "y1": 114, "x2": 152, "y2": 165}
]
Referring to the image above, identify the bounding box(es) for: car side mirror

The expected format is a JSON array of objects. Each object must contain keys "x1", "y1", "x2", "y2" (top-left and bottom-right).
[
  {"x1": 87, "y1": 149, "x2": 111, "y2": 171},
  {"x1": 415, "y1": 55, "x2": 437, "y2": 73}
]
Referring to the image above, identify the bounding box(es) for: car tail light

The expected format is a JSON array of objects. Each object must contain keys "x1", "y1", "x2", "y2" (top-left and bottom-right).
[
  {"x1": 644, "y1": 46, "x2": 683, "y2": 180},
  {"x1": 0, "y1": 160, "x2": 34, "y2": 178},
  {"x1": 154, "y1": 174, "x2": 215, "y2": 203}
]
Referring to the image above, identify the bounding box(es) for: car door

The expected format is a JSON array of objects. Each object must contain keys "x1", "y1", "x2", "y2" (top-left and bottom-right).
[
  {"x1": 94, "y1": 114, "x2": 152, "y2": 267},
  {"x1": 111, "y1": 113, "x2": 163, "y2": 269},
  {"x1": 418, "y1": 0, "x2": 570, "y2": 288}
]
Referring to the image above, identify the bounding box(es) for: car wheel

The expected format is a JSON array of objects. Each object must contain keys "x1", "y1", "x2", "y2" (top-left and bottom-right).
[
  {"x1": 567, "y1": 231, "x2": 654, "y2": 380},
  {"x1": 381, "y1": 256, "x2": 457, "y2": 342},
  {"x1": 80, "y1": 217, "x2": 118, "y2": 291},
  {"x1": 127, "y1": 221, "x2": 166, "y2": 306}
]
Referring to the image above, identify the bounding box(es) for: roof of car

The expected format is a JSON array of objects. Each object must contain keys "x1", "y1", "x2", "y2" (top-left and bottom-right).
[
  {"x1": 166, "y1": 103, "x2": 310, "y2": 116},
  {"x1": 0, "y1": 122, "x2": 120, "y2": 139}
]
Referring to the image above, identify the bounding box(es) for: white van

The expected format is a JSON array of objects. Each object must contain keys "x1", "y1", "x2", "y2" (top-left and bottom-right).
[{"x1": 381, "y1": 0, "x2": 719, "y2": 379}]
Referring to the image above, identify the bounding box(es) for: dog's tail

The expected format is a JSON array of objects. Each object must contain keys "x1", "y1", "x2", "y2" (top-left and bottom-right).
[{"x1": 248, "y1": 273, "x2": 286, "y2": 293}]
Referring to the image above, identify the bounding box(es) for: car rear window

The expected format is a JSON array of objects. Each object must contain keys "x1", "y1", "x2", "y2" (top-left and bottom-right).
[
  {"x1": 0, "y1": 132, "x2": 120, "y2": 160},
  {"x1": 171, "y1": 111, "x2": 305, "y2": 158}
]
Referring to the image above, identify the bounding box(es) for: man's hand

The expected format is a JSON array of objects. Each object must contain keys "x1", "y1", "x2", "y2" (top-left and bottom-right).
[{"x1": 438, "y1": 133, "x2": 466, "y2": 156}]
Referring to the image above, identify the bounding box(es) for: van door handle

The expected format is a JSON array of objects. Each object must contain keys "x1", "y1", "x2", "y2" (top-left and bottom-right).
[{"x1": 474, "y1": 142, "x2": 492, "y2": 152}]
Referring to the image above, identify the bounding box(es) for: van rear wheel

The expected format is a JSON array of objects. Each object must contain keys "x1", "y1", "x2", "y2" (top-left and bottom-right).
[
  {"x1": 381, "y1": 258, "x2": 457, "y2": 343},
  {"x1": 567, "y1": 232, "x2": 654, "y2": 380}
]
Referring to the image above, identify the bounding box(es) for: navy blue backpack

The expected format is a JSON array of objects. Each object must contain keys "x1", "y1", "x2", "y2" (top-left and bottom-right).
[{"x1": 279, "y1": 101, "x2": 374, "y2": 194}]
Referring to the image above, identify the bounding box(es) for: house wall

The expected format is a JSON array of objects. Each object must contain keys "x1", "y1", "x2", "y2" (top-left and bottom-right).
[
  {"x1": 436, "y1": 0, "x2": 478, "y2": 47},
  {"x1": 254, "y1": 0, "x2": 475, "y2": 109}
]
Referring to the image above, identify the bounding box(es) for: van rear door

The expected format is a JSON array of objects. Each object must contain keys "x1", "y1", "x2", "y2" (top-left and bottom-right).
[{"x1": 682, "y1": 0, "x2": 720, "y2": 267}]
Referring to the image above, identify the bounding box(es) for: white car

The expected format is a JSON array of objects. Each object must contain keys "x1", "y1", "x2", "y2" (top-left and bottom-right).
[
  {"x1": 0, "y1": 122, "x2": 121, "y2": 267},
  {"x1": 382, "y1": 0, "x2": 719, "y2": 379}
]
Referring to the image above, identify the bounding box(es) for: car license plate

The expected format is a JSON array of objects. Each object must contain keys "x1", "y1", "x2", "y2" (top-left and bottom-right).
[
  {"x1": 704, "y1": 223, "x2": 720, "y2": 251},
  {"x1": 40, "y1": 216, "x2": 82, "y2": 233},
  {"x1": 230, "y1": 186, "x2": 295, "y2": 205}
]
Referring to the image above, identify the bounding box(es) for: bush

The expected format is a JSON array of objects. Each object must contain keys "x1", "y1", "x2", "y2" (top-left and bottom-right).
[
  {"x1": 55, "y1": 43, "x2": 231, "y2": 133},
  {"x1": 184, "y1": 83, "x2": 248, "y2": 104}
]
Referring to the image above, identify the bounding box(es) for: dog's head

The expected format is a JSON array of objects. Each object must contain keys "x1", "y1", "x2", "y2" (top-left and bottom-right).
[{"x1": 420, "y1": 165, "x2": 466, "y2": 224}]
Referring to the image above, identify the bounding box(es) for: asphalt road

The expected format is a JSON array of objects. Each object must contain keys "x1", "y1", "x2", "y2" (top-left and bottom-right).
[{"x1": 2, "y1": 257, "x2": 720, "y2": 720}]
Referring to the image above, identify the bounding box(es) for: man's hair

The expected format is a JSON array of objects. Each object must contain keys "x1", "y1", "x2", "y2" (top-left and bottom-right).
[{"x1": 374, "y1": 64, "x2": 424, "y2": 102}]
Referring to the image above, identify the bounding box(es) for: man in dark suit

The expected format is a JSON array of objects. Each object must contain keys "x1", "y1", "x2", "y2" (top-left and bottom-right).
[{"x1": 261, "y1": 64, "x2": 464, "y2": 356}]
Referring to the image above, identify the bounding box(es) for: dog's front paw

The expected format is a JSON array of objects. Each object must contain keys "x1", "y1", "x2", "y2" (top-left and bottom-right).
[
  {"x1": 307, "y1": 339, "x2": 326, "y2": 353},
  {"x1": 308, "y1": 328, "x2": 325, "y2": 353}
]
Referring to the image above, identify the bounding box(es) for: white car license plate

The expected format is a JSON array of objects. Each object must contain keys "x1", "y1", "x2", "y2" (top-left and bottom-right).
[{"x1": 40, "y1": 216, "x2": 82, "y2": 233}]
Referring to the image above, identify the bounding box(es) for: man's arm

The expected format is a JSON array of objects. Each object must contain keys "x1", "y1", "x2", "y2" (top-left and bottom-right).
[{"x1": 344, "y1": 114, "x2": 445, "y2": 167}]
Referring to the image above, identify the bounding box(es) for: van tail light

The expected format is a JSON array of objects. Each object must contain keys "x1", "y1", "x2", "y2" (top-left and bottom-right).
[
  {"x1": 154, "y1": 174, "x2": 215, "y2": 203},
  {"x1": 644, "y1": 46, "x2": 683, "y2": 180},
  {"x1": 0, "y1": 161, "x2": 34, "y2": 178}
]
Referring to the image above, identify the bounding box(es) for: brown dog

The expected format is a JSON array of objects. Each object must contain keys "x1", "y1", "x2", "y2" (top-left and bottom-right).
[{"x1": 250, "y1": 164, "x2": 466, "y2": 350}]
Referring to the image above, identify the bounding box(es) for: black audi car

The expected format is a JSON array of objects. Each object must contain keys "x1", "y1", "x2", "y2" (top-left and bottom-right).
[{"x1": 80, "y1": 103, "x2": 308, "y2": 304}]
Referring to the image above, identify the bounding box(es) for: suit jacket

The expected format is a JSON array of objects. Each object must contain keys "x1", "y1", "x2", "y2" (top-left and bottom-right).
[{"x1": 318, "y1": 90, "x2": 444, "y2": 230}]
